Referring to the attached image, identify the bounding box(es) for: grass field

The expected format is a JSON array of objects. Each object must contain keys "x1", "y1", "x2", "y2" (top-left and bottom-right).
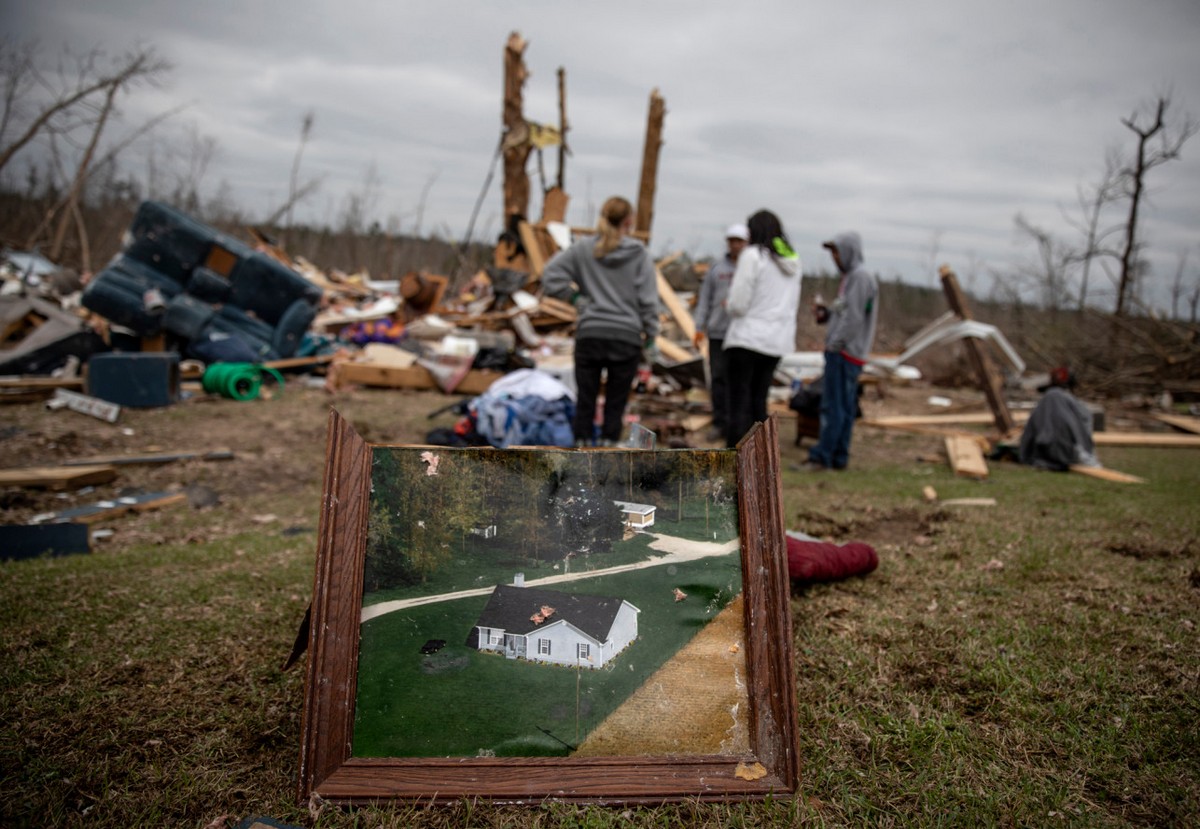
[
  {"x1": 0, "y1": 386, "x2": 1196, "y2": 827},
  {"x1": 353, "y1": 552, "x2": 741, "y2": 757}
]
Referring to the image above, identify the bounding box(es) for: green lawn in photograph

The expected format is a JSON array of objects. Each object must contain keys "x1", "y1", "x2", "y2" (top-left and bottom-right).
[{"x1": 353, "y1": 550, "x2": 742, "y2": 757}]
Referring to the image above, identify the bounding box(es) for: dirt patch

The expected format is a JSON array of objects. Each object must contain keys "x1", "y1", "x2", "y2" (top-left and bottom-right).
[
  {"x1": 1107, "y1": 538, "x2": 1196, "y2": 560},
  {"x1": 573, "y1": 594, "x2": 749, "y2": 757}
]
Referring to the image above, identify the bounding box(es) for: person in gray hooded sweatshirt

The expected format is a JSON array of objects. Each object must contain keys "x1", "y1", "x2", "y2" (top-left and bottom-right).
[
  {"x1": 542, "y1": 195, "x2": 660, "y2": 445},
  {"x1": 723, "y1": 209, "x2": 802, "y2": 447},
  {"x1": 808, "y1": 231, "x2": 878, "y2": 469}
]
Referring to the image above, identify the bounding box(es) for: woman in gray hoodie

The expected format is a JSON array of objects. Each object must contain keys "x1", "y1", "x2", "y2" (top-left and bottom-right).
[{"x1": 542, "y1": 196, "x2": 660, "y2": 445}]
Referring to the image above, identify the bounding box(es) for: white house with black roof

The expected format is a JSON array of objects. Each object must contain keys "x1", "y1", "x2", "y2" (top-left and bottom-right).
[{"x1": 466, "y1": 575, "x2": 640, "y2": 669}]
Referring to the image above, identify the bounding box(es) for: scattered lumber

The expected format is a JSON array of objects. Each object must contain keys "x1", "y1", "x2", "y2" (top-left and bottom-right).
[
  {"x1": 867, "y1": 412, "x2": 1030, "y2": 428},
  {"x1": 333, "y1": 362, "x2": 501, "y2": 395},
  {"x1": 45, "y1": 491, "x2": 188, "y2": 524},
  {"x1": 944, "y1": 435, "x2": 989, "y2": 479},
  {"x1": 0, "y1": 376, "x2": 85, "y2": 390},
  {"x1": 62, "y1": 449, "x2": 234, "y2": 467},
  {"x1": 940, "y1": 497, "x2": 997, "y2": 507},
  {"x1": 655, "y1": 267, "x2": 696, "y2": 343},
  {"x1": 1152, "y1": 413, "x2": 1200, "y2": 435},
  {"x1": 0, "y1": 464, "x2": 118, "y2": 491},
  {"x1": 1070, "y1": 465, "x2": 1146, "y2": 484},
  {"x1": 1092, "y1": 433, "x2": 1200, "y2": 448}
]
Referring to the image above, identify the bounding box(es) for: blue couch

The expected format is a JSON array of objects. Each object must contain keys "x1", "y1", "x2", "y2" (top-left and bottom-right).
[{"x1": 83, "y1": 201, "x2": 321, "y2": 359}]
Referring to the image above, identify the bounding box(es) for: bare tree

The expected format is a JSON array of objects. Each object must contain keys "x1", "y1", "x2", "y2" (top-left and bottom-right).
[
  {"x1": 1113, "y1": 95, "x2": 1198, "y2": 316},
  {"x1": 1013, "y1": 212, "x2": 1075, "y2": 317},
  {"x1": 285, "y1": 110, "x2": 316, "y2": 232},
  {"x1": 1063, "y1": 150, "x2": 1124, "y2": 311},
  {"x1": 0, "y1": 44, "x2": 169, "y2": 176},
  {"x1": 1169, "y1": 250, "x2": 1188, "y2": 320}
]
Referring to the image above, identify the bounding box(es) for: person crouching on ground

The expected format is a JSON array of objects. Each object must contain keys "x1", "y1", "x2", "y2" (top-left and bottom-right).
[
  {"x1": 807, "y1": 231, "x2": 878, "y2": 470},
  {"x1": 692, "y1": 222, "x2": 749, "y2": 443},
  {"x1": 723, "y1": 209, "x2": 802, "y2": 447},
  {"x1": 542, "y1": 196, "x2": 660, "y2": 446}
]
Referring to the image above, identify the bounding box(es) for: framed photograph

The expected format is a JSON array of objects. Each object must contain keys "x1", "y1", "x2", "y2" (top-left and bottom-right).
[{"x1": 298, "y1": 410, "x2": 798, "y2": 805}]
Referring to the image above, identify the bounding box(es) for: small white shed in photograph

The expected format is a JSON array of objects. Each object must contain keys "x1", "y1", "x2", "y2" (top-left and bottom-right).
[{"x1": 612, "y1": 500, "x2": 656, "y2": 529}]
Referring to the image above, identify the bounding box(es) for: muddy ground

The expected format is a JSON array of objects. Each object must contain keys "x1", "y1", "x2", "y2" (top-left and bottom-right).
[{"x1": 0, "y1": 373, "x2": 1165, "y2": 552}]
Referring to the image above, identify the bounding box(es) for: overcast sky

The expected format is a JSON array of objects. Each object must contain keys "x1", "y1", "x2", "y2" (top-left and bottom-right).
[{"x1": 5, "y1": 1, "x2": 1199, "y2": 310}]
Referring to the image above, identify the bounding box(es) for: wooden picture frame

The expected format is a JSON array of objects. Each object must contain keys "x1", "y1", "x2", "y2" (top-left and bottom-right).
[{"x1": 298, "y1": 410, "x2": 798, "y2": 805}]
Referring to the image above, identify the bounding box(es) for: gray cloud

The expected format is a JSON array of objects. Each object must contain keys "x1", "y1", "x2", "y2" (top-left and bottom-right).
[{"x1": 5, "y1": 0, "x2": 1198, "y2": 310}]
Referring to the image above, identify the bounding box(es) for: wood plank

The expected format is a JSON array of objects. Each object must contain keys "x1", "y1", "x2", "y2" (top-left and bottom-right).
[
  {"x1": 517, "y1": 221, "x2": 547, "y2": 278},
  {"x1": 0, "y1": 376, "x2": 85, "y2": 390},
  {"x1": 62, "y1": 449, "x2": 234, "y2": 467},
  {"x1": 1092, "y1": 433, "x2": 1200, "y2": 448},
  {"x1": 867, "y1": 411, "x2": 1030, "y2": 427},
  {"x1": 50, "y1": 491, "x2": 188, "y2": 524},
  {"x1": 944, "y1": 435, "x2": 989, "y2": 479},
  {"x1": 0, "y1": 464, "x2": 118, "y2": 490},
  {"x1": 333, "y1": 362, "x2": 503, "y2": 395},
  {"x1": 939, "y1": 266, "x2": 1016, "y2": 433},
  {"x1": 655, "y1": 336, "x2": 692, "y2": 363},
  {"x1": 1069, "y1": 465, "x2": 1146, "y2": 484},
  {"x1": 1152, "y1": 413, "x2": 1200, "y2": 435},
  {"x1": 655, "y1": 267, "x2": 697, "y2": 343}
]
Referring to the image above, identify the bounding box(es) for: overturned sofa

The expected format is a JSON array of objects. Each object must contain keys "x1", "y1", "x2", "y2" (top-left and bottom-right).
[{"x1": 82, "y1": 201, "x2": 322, "y2": 360}]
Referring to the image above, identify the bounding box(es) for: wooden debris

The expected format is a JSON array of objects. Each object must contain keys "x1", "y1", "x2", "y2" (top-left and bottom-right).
[
  {"x1": 44, "y1": 491, "x2": 188, "y2": 524},
  {"x1": 1069, "y1": 465, "x2": 1146, "y2": 484},
  {"x1": 1152, "y1": 413, "x2": 1200, "y2": 435},
  {"x1": 334, "y1": 362, "x2": 501, "y2": 395},
  {"x1": 944, "y1": 435, "x2": 989, "y2": 479},
  {"x1": 939, "y1": 266, "x2": 1016, "y2": 433},
  {"x1": 655, "y1": 267, "x2": 696, "y2": 343},
  {"x1": 868, "y1": 412, "x2": 1030, "y2": 428},
  {"x1": 940, "y1": 497, "x2": 998, "y2": 507},
  {"x1": 62, "y1": 449, "x2": 234, "y2": 467},
  {"x1": 1092, "y1": 433, "x2": 1200, "y2": 448},
  {"x1": 0, "y1": 464, "x2": 118, "y2": 491}
]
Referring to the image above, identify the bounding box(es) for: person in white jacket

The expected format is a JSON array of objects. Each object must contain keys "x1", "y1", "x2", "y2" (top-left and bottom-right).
[{"x1": 723, "y1": 209, "x2": 802, "y2": 446}]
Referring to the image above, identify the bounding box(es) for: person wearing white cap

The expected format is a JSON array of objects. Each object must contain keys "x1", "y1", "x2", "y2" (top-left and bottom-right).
[{"x1": 692, "y1": 223, "x2": 749, "y2": 441}]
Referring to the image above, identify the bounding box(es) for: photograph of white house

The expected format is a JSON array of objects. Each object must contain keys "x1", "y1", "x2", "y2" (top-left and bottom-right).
[{"x1": 467, "y1": 577, "x2": 640, "y2": 669}]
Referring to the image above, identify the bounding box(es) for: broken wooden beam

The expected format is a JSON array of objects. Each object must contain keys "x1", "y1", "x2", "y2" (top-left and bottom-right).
[
  {"x1": 1152, "y1": 413, "x2": 1200, "y2": 435},
  {"x1": 0, "y1": 464, "x2": 118, "y2": 491},
  {"x1": 62, "y1": 449, "x2": 234, "y2": 467},
  {"x1": 938, "y1": 266, "x2": 1016, "y2": 433},
  {"x1": 944, "y1": 435, "x2": 989, "y2": 479},
  {"x1": 1091, "y1": 432, "x2": 1200, "y2": 448},
  {"x1": 1069, "y1": 465, "x2": 1146, "y2": 484}
]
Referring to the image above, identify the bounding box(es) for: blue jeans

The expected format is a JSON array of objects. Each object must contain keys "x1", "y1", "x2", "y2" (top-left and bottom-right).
[{"x1": 808, "y1": 351, "x2": 862, "y2": 469}]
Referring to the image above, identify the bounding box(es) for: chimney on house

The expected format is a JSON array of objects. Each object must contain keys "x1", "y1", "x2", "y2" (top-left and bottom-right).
[{"x1": 513, "y1": 572, "x2": 525, "y2": 587}]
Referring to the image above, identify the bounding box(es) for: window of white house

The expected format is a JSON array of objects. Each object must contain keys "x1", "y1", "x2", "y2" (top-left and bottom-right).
[
  {"x1": 538, "y1": 639, "x2": 551, "y2": 655},
  {"x1": 487, "y1": 630, "x2": 501, "y2": 645},
  {"x1": 576, "y1": 643, "x2": 590, "y2": 660}
]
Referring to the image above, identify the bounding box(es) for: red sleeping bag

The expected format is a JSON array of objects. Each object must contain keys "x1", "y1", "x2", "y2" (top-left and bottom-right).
[{"x1": 786, "y1": 536, "x2": 879, "y2": 583}]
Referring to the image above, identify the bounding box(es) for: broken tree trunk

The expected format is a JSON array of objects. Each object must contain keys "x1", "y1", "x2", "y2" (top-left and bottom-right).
[
  {"x1": 635, "y1": 89, "x2": 666, "y2": 242},
  {"x1": 502, "y1": 32, "x2": 532, "y2": 226},
  {"x1": 938, "y1": 265, "x2": 1015, "y2": 433}
]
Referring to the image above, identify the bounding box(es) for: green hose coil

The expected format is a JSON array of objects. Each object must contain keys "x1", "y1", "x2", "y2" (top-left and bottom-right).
[{"x1": 201, "y1": 363, "x2": 285, "y2": 401}]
